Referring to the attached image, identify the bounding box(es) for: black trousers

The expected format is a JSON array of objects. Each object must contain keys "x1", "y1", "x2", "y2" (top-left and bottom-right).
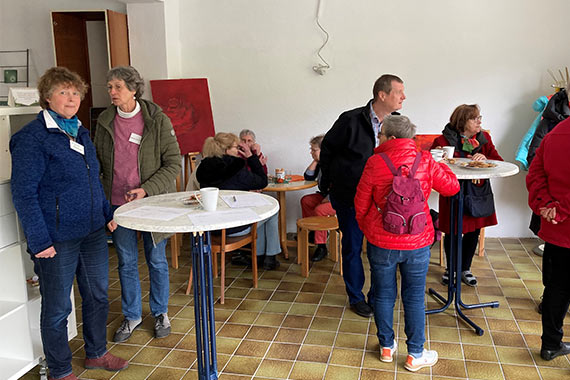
[
  {"x1": 542, "y1": 242, "x2": 570, "y2": 350},
  {"x1": 443, "y1": 229, "x2": 480, "y2": 272}
]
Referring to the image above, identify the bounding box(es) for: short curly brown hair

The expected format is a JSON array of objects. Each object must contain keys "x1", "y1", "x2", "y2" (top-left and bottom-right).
[{"x1": 37, "y1": 67, "x2": 88, "y2": 109}]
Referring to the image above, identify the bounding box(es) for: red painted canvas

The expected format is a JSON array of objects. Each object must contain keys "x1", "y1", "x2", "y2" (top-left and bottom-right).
[
  {"x1": 414, "y1": 134, "x2": 440, "y2": 151},
  {"x1": 150, "y1": 78, "x2": 215, "y2": 155}
]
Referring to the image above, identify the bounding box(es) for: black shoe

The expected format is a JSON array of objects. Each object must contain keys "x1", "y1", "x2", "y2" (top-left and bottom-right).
[
  {"x1": 537, "y1": 300, "x2": 543, "y2": 314},
  {"x1": 311, "y1": 246, "x2": 328, "y2": 262},
  {"x1": 541, "y1": 342, "x2": 570, "y2": 361},
  {"x1": 350, "y1": 300, "x2": 373, "y2": 318},
  {"x1": 256, "y1": 255, "x2": 265, "y2": 267},
  {"x1": 263, "y1": 255, "x2": 280, "y2": 270},
  {"x1": 231, "y1": 251, "x2": 251, "y2": 266}
]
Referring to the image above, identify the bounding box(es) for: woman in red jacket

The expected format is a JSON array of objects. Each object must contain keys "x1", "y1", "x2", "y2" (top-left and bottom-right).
[
  {"x1": 432, "y1": 104, "x2": 503, "y2": 287},
  {"x1": 355, "y1": 115, "x2": 459, "y2": 372},
  {"x1": 526, "y1": 116, "x2": 570, "y2": 361}
]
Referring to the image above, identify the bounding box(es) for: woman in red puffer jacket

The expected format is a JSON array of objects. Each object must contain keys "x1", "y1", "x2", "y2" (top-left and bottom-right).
[{"x1": 355, "y1": 115, "x2": 459, "y2": 372}]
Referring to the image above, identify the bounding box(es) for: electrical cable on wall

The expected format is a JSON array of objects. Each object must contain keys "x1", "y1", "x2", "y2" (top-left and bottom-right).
[{"x1": 313, "y1": 0, "x2": 330, "y2": 75}]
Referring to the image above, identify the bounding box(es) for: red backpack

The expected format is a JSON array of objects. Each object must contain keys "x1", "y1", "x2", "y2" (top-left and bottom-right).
[{"x1": 378, "y1": 152, "x2": 427, "y2": 235}]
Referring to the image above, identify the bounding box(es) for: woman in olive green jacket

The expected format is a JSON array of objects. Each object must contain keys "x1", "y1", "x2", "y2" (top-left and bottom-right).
[{"x1": 94, "y1": 66, "x2": 181, "y2": 344}]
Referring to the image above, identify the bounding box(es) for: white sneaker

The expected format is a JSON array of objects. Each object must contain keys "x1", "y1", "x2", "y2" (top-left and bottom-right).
[
  {"x1": 404, "y1": 349, "x2": 438, "y2": 372},
  {"x1": 380, "y1": 341, "x2": 397, "y2": 362}
]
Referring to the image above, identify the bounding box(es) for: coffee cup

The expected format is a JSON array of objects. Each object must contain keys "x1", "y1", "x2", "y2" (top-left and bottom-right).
[
  {"x1": 195, "y1": 187, "x2": 219, "y2": 211},
  {"x1": 442, "y1": 146, "x2": 455, "y2": 159},
  {"x1": 430, "y1": 149, "x2": 444, "y2": 162}
]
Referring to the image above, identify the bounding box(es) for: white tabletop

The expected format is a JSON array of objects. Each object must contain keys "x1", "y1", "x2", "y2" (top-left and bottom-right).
[
  {"x1": 114, "y1": 190, "x2": 279, "y2": 233},
  {"x1": 444, "y1": 158, "x2": 519, "y2": 180}
]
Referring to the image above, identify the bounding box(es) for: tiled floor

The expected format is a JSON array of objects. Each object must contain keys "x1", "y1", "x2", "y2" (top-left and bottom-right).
[{"x1": 20, "y1": 237, "x2": 570, "y2": 379}]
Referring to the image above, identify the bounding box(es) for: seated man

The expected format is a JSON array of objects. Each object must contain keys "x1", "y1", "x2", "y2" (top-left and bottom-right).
[
  {"x1": 239, "y1": 129, "x2": 268, "y2": 173},
  {"x1": 300, "y1": 134, "x2": 336, "y2": 262}
]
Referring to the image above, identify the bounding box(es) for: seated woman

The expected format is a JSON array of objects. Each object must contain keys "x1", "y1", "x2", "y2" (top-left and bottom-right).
[
  {"x1": 300, "y1": 134, "x2": 336, "y2": 262},
  {"x1": 355, "y1": 115, "x2": 459, "y2": 371},
  {"x1": 431, "y1": 104, "x2": 503, "y2": 287},
  {"x1": 196, "y1": 132, "x2": 281, "y2": 270}
]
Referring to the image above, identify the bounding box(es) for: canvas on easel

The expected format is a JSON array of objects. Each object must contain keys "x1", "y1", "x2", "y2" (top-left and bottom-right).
[{"x1": 150, "y1": 78, "x2": 215, "y2": 155}]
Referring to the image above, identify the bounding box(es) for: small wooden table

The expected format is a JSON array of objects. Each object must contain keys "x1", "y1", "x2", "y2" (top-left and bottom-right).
[{"x1": 263, "y1": 180, "x2": 317, "y2": 258}]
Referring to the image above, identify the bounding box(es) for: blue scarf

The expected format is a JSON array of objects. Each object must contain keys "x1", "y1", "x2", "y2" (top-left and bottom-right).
[{"x1": 47, "y1": 109, "x2": 80, "y2": 138}]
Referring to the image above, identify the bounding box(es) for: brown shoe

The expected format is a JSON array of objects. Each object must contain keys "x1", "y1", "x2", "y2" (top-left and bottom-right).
[
  {"x1": 48, "y1": 374, "x2": 78, "y2": 380},
  {"x1": 85, "y1": 352, "x2": 128, "y2": 371}
]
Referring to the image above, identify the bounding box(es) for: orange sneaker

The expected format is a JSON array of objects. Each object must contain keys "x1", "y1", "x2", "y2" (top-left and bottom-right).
[
  {"x1": 380, "y1": 341, "x2": 397, "y2": 362},
  {"x1": 404, "y1": 349, "x2": 438, "y2": 372}
]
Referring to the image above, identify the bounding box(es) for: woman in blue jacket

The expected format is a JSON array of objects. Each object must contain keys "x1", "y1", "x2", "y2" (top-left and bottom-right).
[{"x1": 10, "y1": 67, "x2": 127, "y2": 380}]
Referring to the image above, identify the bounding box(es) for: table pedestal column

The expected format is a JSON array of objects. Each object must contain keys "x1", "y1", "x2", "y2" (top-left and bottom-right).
[
  {"x1": 427, "y1": 180, "x2": 499, "y2": 336},
  {"x1": 191, "y1": 231, "x2": 218, "y2": 380}
]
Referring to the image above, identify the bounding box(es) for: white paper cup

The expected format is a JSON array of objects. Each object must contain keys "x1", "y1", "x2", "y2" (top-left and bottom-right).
[
  {"x1": 196, "y1": 187, "x2": 219, "y2": 211},
  {"x1": 442, "y1": 146, "x2": 455, "y2": 158}
]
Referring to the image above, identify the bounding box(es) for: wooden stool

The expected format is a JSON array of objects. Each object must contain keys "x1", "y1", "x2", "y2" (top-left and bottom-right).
[{"x1": 296, "y1": 216, "x2": 342, "y2": 277}]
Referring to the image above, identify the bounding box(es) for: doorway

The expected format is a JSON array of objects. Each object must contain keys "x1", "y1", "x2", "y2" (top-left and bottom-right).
[{"x1": 51, "y1": 10, "x2": 129, "y2": 128}]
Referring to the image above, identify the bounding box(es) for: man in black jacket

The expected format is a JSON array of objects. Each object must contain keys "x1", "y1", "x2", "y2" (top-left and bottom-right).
[{"x1": 319, "y1": 74, "x2": 406, "y2": 317}]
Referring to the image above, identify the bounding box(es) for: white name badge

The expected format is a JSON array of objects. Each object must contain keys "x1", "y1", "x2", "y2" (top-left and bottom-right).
[
  {"x1": 70, "y1": 140, "x2": 85, "y2": 155},
  {"x1": 129, "y1": 133, "x2": 142, "y2": 145}
]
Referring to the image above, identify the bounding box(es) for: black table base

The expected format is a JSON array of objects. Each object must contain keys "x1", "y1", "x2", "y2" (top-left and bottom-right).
[
  {"x1": 191, "y1": 231, "x2": 219, "y2": 380},
  {"x1": 426, "y1": 180, "x2": 499, "y2": 336}
]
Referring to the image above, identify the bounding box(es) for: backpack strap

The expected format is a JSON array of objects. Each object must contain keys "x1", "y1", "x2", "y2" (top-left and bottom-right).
[
  {"x1": 409, "y1": 152, "x2": 422, "y2": 178},
  {"x1": 379, "y1": 152, "x2": 422, "y2": 178},
  {"x1": 379, "y1": 152, "x2": 398, "y2": 176}
]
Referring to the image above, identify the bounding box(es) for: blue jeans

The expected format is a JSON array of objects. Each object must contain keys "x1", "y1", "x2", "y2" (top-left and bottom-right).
[
  {"x1": 33, "y1": 228, "x2": 109, "y2": 379},
  {"x1": 228, "y1": 214, "x2": 280, "y2": 256},
  {"x1": 330, "y1": 195, "x2": 372, "y2": 305},
  {"x1": 112, "y1": 206, "x2": 169, "y2": 320},
  {"x1": 367, "y1": 243, "x2": 430, "y2": 356}
]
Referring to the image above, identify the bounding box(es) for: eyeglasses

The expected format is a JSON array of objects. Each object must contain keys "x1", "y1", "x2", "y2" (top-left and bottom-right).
[
  {"x1": 471, "y1": 115, "x2": 483, "y2": 121},
  {"x1": 310, "y1": 147, "x2": 320, "y2": 152}
]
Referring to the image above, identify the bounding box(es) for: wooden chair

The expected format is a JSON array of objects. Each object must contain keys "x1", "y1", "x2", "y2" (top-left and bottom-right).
[
  {"x1": 171, "y1": 152, "x2": 200, "y2": 269},
  {"x1": 296, "y1": 216, "x2": 342, "y2": 277},
  {"x1": 186, "y1": 224, "x2": 258, "y2": 304}
]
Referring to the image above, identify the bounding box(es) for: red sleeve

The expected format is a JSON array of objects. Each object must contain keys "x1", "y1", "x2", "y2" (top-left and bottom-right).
[
  {"x1": 354, "y1": 156, "x2": 376, "y2": 226},
  {"x1": 482, "y1": 132, "x2": 503, "y2": 161},
  {"x1": 526, "y1": 141, "x2": 552, "y2": 214},
  {"x1": 428, "y1": 153, "x2": 460, "y2": 197},
  {"x1": 430, "y1": 136, "x2": 449, "y2": 151}
]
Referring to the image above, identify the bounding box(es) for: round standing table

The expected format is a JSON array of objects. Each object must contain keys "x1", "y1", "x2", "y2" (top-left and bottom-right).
[
  {"x1": 114, "y1": 190, "x2": 279, "y2": 380},
  {"x1": 427, "y1": 158, "x2": 519, "y2": 335},
  {"x1": 263, "y1": 180, "x2": 317, "y2": 259}
]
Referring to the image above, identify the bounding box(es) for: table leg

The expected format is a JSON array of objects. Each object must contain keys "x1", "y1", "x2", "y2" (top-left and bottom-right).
[
  {"x1": 191, "y1": 231, "x2": 218, "y2": 380},
  {"x1": 427, "y1": 181, "x2": 498, "y2": 336},
  {"x1": 276, "y1": 192, "x2": 288, "y2": 259}
]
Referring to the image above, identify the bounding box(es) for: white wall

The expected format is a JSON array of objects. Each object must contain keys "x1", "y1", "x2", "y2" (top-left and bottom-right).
[
  {"x1": 127, "y1": 2, "x2": 169, "y2": 98},
  {"x1": 167, "y1": 0, "x2": 570, "y2": 237},
  {"x1": 0, "y1": 0, "x2": 126, "y2": 86}
]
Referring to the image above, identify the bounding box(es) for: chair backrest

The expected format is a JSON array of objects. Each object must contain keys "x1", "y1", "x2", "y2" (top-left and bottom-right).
[
  {"x1": 177, "y1": 151, "x2": 201, "y2": 192},
  {"x1": 210, "y1": 223, "x2": 258, "y2": 254}
]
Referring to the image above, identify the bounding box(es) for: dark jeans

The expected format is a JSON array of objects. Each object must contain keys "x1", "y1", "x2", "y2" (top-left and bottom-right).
[
  {"x1": 444, "y1": 228, "x2": 480, "y2": 272},
  {"x1": 330, "y1": 195, "x2": 373, "y2": 305},
  {"x1": 34, "y1": 228, "x2": 109, "y2": 379},
  {"x1": 541, "y1": 242, "x2": 570, "y2": 350}
]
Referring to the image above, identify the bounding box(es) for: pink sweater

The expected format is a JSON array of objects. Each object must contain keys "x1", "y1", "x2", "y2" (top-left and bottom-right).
[{"x1": 111, "y1": 109, "x2": 144, "y2": 205}]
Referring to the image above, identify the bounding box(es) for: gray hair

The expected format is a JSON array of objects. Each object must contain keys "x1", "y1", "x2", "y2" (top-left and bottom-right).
[
  {"x1": 106, "y1": 66, "x2": 145, "y2": 98},
  {"x1": 309, "y1": 134, "x2": 325, "y2": 148},
  {"x1": 239, "y1": 129, "x2": 256, "y2": 141},
  {"x1": 382, "y1": 115, "x2": 416, "y2": 139}
]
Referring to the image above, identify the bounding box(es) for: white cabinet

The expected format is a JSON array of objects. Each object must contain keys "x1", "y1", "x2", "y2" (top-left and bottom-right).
[{"x1": 0, "y1": 107, "x2": 77, "y2": 380}]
